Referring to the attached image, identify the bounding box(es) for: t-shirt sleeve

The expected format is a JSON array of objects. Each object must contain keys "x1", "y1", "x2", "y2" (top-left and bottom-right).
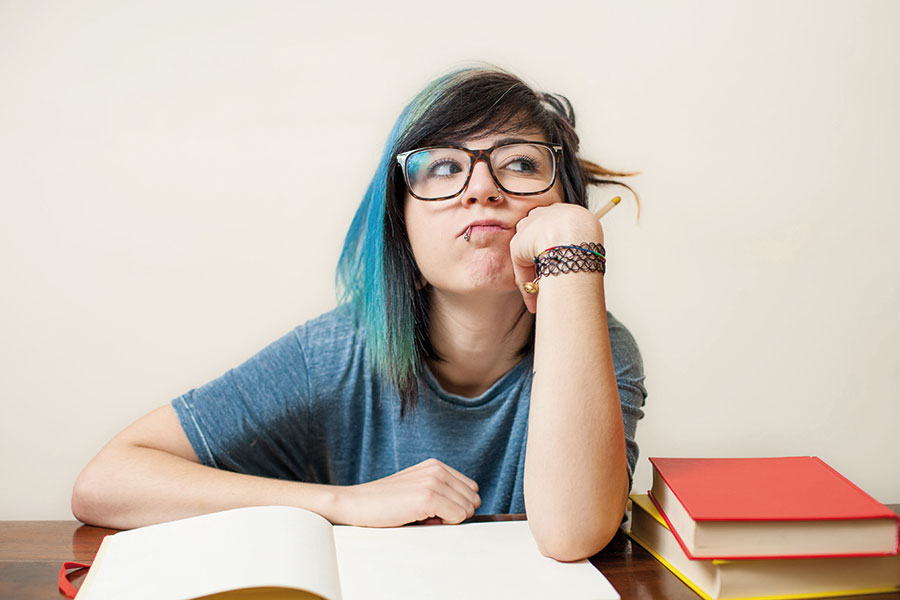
[
  {"x1": 607, "y1": 313, "x2": 648, "y2": 486},
  {"x1": 171, "y1": 327, "x2": 314, "y2": 481}
]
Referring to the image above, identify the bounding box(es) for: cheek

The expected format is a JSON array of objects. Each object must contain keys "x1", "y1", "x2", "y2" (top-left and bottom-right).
[
  {"x1": 404, "y1": 199, "x2": 443, "y2": 280},
  {"x1": 518, "y1": 181, "x2": 565, "y2": 215},
  {"x1": 543, "y1": 180, "x2": 566, "y2": 206}
]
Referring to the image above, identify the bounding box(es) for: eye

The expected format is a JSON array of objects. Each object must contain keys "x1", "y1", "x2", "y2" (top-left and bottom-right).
[
  {"x1": 501, "y1": 155, "x2": 541, "y2": 174},
  {"x1": 428, "y1": 159, "x2": 465, "y2": 178},
  {"x1": 506, "y1": 157, "x2": 536, "y2": 172}
]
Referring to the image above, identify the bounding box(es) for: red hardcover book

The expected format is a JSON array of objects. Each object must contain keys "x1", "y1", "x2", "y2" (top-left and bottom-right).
[{"x1": 648, "y1": 456, "x2": 900, "y2": 560}]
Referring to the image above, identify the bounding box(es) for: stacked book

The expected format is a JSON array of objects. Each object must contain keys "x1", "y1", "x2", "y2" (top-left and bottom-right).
[{"x1": 627, "y1": 457, "x2": 900, "y2": 600}]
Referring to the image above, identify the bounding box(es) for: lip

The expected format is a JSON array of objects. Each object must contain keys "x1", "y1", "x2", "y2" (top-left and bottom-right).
[{"x1": 459, "y1": 219, "x2": 512, "y2": 237}]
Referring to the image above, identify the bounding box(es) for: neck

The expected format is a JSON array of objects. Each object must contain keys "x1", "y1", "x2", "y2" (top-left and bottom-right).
[{"x1": 426, "y1": 287, "x2": 533, "y2": 398}]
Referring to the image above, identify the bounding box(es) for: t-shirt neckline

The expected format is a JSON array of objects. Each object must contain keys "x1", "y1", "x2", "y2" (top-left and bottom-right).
[{"x1": 421, "y1": 354, "x2": 533, "y2": 408}]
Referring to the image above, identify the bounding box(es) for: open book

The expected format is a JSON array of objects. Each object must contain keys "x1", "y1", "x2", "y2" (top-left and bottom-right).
[{"x1": 75, "y1": 505, "x2": 620, "y2": 599}]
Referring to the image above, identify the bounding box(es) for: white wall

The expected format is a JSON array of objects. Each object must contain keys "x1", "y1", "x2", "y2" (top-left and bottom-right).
[{"x1": 2, "y1": 0, "x2": 898, "y2": 519}]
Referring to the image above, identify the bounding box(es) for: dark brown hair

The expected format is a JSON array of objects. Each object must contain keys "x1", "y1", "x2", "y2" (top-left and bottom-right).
[{"x1": 338, "y1": 67, "x2": 636, "y2": 415}]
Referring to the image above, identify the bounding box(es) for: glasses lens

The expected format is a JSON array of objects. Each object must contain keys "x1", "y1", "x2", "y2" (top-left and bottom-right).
[
  {"x1": 491, "y1": 144, "x2": 555, "y2": 194},
  {"x1": 403, "y1": 143, "x2": 557, "y2": 199},
  {"x1": 405, "y1": 148, "x2": 471, "y2": 200}
]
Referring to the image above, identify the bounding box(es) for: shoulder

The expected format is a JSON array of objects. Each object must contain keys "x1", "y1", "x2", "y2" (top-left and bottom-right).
[
  {"x1": 226, "y1": 305, "x2": 366, "y2": 394},
  {"x1": 293, "y1": 303, "x2": 371, "y2": 382},
  {"x1": 295, "y1": 303, "x2": 362, "y2": 346},
  {"x1": 295, "y1": 304, "x2": 364, "y2": 352},
  {"x1": 229, "y1": 305, "x2": 362, "y2": 375}
]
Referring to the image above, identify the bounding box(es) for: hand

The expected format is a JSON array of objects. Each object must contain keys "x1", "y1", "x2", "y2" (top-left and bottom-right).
[
  {"x1": 338, "y1": 458, "x2": 481, "y2": 527},
  {"x1": 510, "y1": 203, "x2": 605, "y2": 314}
]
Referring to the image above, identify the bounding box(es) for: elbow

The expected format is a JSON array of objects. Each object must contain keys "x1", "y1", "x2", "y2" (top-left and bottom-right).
[
  {"x1": 529, "y1": 515, "x2": 620, "y2": 562},
  {"x1": 71, "y1": 465, "x2": 100, "y2": 525},
  {"x1": 71, "y1": 460, "x2": 116, "y2": 527}
]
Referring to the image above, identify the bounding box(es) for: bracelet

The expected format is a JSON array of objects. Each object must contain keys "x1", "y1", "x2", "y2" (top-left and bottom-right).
[{"x1": 522, "y1": 242, "x2": 606, "y2": 294}]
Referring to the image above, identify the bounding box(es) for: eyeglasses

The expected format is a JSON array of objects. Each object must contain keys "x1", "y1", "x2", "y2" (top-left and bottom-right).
[{"x1": 396, "y1": 141, "x2": 563, "y2": 201}]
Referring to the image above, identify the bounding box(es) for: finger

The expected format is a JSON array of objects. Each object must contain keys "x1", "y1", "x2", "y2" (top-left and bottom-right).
[
  {"x1": 435, "y1": 479, "x2": 480, "y2": 517},
  {"x1": 406, "y1": 460, "x2": 481, "y2": 512},
  {"x1": 512, "y1": 261, "x2": 538, "y2": 314},
  {"x1": 515, "y1": 204, "x2": 547, "y2": 233},
  {"x1": 439, "y1": 472, "x2": 482, "y2": 510},
  {"x1": 514, "y1": 208, "x2": 531, "y2": 232},
  {"x1": 414, "y1": 458, "x2": 480, "y2": 493},
  {"x1": 422, "y1": 463, "x2": 482, "y2": 509},
  {"x1": 509, "y1": 236, "x2": 538, "y2": 314},
  {"x1": 419, "y1": 484, "x2": 477, "y2": 524},
  {"x1": 435, "y1": 462, "x2": 480, "y2": 495}
]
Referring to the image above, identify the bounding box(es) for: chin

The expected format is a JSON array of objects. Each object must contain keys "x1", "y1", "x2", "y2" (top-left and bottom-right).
[
  {"x1": 464, "y1": 252, "x2": 516, "y2": 289},
  {"x1": 424, "y1": 253, "x2": 519, "y2": 296}
]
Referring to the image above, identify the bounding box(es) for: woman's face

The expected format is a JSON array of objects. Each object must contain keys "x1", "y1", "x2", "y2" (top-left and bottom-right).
[{"x1": 403, "y1": 130, "x2": 564, "y2": 297}]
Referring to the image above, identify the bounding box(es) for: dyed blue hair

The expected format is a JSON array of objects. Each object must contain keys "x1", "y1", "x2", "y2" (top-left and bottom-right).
[
  {"x1": 334, "y1": 85, "x2": 423, "y2": 401},
  {"x1": 336, "y1": 66, "x2": 632, "y2": 413}
]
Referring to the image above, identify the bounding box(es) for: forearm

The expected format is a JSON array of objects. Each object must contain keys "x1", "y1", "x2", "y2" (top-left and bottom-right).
[
  {"x1": 71, "y1": 444, "x2": 342, "y2": 530},
  {"x1": 524, "y1": 272, "x2": 629, "y2": 560}
]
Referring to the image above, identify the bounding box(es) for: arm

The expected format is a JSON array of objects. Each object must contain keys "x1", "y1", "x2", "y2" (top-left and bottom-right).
[
  {"x1": 72, "y1": 404, "x2": 481, "y2": 529},
  {"x1": 72, "y1": 404, "x2": 339, "y2": 529},
  {"x1": 512, "y1": 203, "x2": 642, "y2": 561}
]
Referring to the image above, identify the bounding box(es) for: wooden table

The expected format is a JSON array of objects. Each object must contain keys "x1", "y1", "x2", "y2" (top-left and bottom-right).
[{"x1": 2, "y1": 508, "x2": 899, "y2": 599}]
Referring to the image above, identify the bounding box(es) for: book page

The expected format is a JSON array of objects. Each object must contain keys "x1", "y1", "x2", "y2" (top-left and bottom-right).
[
  {"x1": 77, "y1": 506, "x2": 342, "y2": 600},
  {"x1": 333, "y1": 521, "x2": 619, "y2": 600}
]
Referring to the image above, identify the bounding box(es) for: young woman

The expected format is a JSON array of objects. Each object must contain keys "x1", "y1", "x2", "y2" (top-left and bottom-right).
[{"x1": 72, "y1": 66, "x2": 647, "y2": 561}]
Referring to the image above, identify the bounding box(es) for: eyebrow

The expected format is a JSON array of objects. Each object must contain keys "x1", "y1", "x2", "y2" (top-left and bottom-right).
[{"x1": 438, "y1": 136, "x2": 542, "y2": 148}]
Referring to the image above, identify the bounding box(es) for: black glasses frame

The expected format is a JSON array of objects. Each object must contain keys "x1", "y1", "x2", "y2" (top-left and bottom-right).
[{"x1": 395, "y1": 141, "x2": 563, "y2": 201}]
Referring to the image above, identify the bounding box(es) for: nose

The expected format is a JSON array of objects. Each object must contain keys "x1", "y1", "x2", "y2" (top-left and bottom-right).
[{"x1": 460, "y1": 160, "x2": 503, "y2": 207}]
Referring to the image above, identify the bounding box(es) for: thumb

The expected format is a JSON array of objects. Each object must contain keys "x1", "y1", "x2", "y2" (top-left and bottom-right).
[{"x1": 511, "y1": 250, "x2": 538, "y2": 314}]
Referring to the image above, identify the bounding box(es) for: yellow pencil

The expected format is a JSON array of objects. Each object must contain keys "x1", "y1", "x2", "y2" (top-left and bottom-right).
[{"x1": 593, "y1": 196, "x2": 621, "y2": 220}]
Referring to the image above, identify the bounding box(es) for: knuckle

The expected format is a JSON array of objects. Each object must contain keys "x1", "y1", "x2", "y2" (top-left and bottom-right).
[{"x1": 419, "y1": 488, "x2": 438, "y2": 504}]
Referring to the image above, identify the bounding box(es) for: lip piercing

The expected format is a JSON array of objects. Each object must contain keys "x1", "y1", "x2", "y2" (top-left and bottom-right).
[{"x1": 464, "y1": 226, "x2": 472, "y2": 242}]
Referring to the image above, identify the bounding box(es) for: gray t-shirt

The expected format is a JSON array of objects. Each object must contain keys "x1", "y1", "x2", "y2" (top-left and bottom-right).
[{"x1": 172, "y1": 304, "x2": 647, "y2": 514}]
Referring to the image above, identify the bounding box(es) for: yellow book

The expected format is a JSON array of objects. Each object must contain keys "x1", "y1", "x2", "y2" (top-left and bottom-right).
[{"x1": 626, "y1": 494, "x2": 900, "y2": 600}]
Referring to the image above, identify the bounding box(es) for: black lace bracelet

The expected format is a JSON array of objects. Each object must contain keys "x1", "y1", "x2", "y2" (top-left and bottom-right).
[{"x1": 523, "y1": 242, "x2": 606, "y2": 294}]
